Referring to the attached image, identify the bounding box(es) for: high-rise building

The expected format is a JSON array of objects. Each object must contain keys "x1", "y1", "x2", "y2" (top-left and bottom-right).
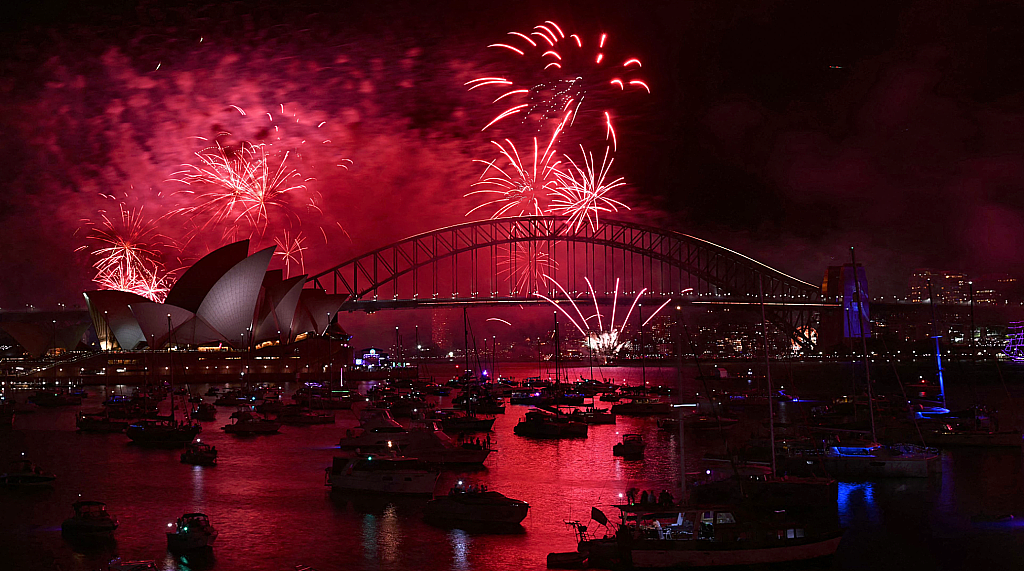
[
  {"x1": 431, "y1": 308, "x2": 460, "y2": 352},
  {"x1": 907, "y1": 269, "x2": 970, "y2": 304}
]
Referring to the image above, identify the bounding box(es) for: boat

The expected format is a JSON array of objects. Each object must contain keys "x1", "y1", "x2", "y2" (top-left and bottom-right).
[
  {"x1": 567, "y1": 405, "x2": 617, "y2": 425},
  {"x1": 613, "y1": 434, "x2": 646, "y2": 458},
  {"x1": 191, "y1": 403, "x2": 217, "y2": 421},
  {"x1": 340, "y1": 415, "x2": 490, "y2": 465},
  {"x1": 599, "y1": 392, "x2": 621, "y2": 402},
  {"x1": 166, "y1": 512, "x2": 218, "y2": 551},
  {"x1": 339, "y1": 409, "x2": 414, "y2": 449},
  {"x1": 108, "y1": 559, "x2": 157, "y2": 571},
  {"x1": 276, "y1": 407, "x2": 335, "y2": 425},
  {"x1": 424, "y1": 482, "x2": 530, "y2": 528},
  {"x1": 126, "y1": 419, "x2": 201, "y2": 446},
  {"x1": 77, "y1": 411, "x2": 130, "y2": 433},
  {"x1": 925, "y1": 424, "x2": 1023, "y2": 447},
  {"x1": 683, "y1": 413, "x2": 740, "y2": 431},
  {"x1": 611, "y1": 397, "x2": 672, "y2": 416},
  {"x1": 821, "y1": 440, "x2": 941, "y2": 478},
  {"x1": 607, "y1": 503, "x2": 843, "y2": 568},
  {"x1": 222, "y1": 410, "x2": 281, "y2": 435},
  {"x1": 0, "y1": 458, "x2": 56, "y2": 487},
  {"x1": 436, "y1": 411, "x2": 495, "y2": 433},
  {"x1": 205, "y1": 387, "x2": 221, "y2": 397},
  {"x1": 61, "y1": 500, "x2": 118, "y2": 537},
  {"x1": 180, "y1": 441, "x2": 218, "y2": 466},
  {"x1": 513, "y1": 408, "x2": 588, "y2": 438},
  {"x1": 325, "y1": 454, "x2": 440, "y2": 495}
]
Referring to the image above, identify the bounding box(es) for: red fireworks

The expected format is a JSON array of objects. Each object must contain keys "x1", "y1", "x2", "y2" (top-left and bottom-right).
[
  {"x1": 170, "y1": 141, "x2": 310, "y2": 235},
  {"x1": 467, "y1": 20, "x2": 649, "y2": 147},
  {"x1": 466, "y1": 134, "x2": 563, "y2": 218},
  {"x1": 80, "y1": 203, "x2": 173, "y2": 302},
  {"x1": 549, "y1": 146, "x2": 629, "y2": 232},
  {"x1": 273, "y1": 230, "x2": 308, "y2": 277},
  {"x1": 497, "y1": 242, "x2": 558, "y2": 293}
]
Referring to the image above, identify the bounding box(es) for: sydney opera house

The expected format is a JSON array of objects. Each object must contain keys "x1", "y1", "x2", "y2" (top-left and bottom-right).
[{"x1": 1, "y1": 241, "x2": 353, "y2": 384}]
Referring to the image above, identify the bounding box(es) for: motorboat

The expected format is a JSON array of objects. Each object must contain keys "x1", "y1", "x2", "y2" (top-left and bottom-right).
[
  {"x1": 599, "y1": 392, "x2": 622, "y2": 402},
  {"x1": 567, "y1": 405, "x2": 617, "y2": 425},
  {"x1": 613, "y1": 434, "x2": 646, "y2": 458},
  {"x1": 0, "y1": 459, "x2": 56, "y2": 487},
  {"x1": 108, "y1": 559, "x2": 157, "y2": 571},
  {"x1": 222, "y1": 410, "x2": 281, "y2": 435},
  {"x1": 126, "y1": 419, "x2": 201, "y2": 446},
  {"x1": 276, "y1": 406, "x2": 335, "y2": 425},
  {"x1": 425, "y1": 483, "x2": 529, "y2": 528},
  {"x1": 602, "y1": 503, "x2": 843, "y2": 568},
  {"x1": 435, "y1": 411, "x2": 495, "y2": 433},
  {"x1": 611, "y1": 397, "x2": 672, "y2": 416},
  {"x1": 325, "y1": 454, "x2": 439, "y2": 495},
  {"x1": 205, "y1": 387, "x2": 221, "y2": 397},
  {"x1": 77, "y1": 411, "x2": 130, "y2": 433},
  {"x1": 821, "y1": 441, "x2": 941, "y2": 478},
  {"x1": 166, "y1": 512, "x2": 218, "y2": 551},
  {"x1": 61, "y1": 500, "x2": 118, "y2": 537},
  {"x1": 180, "y1": 441, "x2": 218, "y2": 466},
  {"x1": 513, "y1": 408, "x2": 588, "y2": 438},
  {"x1": 191, "y1": 403, "x2": 217, "y2": 421},
  {"x1": 339, "y1": 410, "x2": 411, "y2": 450},
  {"x1": 683, "y1": 413, "x2": 740, "y2": 431},
  {"x1": 340, "y1": 415, "x2": 490, "y2": 465}
]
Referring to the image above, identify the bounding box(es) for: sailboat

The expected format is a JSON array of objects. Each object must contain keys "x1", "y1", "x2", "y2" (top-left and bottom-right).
[
  {"x1": 573, "y1": 285, "x2": 843, "y2": 569},
  {"x1": 820, "y1": 250, "x2": 940, "y2": 477},
  {"x1": 126, "y1": 316, "x2": 201, "y2": 446}
]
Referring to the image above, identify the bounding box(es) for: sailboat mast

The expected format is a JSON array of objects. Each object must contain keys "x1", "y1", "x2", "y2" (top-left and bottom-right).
[
  {"x1": 167, "y1": 314, "x2": 175, "y2": 420},
  {"x1": 758, "y1": 277, "x2": 777, "y2": 478},
  {"x1": 463, "y1": 308, "x2": 470, "y2": 376},
  {"x1": 850, "y1": 247, "x2": 877, "y2": 443},
  {"x1": 553, "y1": 311, "x2": 560, "y2": 385}
]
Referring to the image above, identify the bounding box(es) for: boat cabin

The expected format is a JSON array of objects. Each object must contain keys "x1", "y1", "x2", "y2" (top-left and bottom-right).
[{"x1": 619, "y1": 506, "x2": 809, "y2": 544}]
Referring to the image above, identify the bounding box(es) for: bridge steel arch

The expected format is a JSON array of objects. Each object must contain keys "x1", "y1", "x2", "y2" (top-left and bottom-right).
[{"x1": 308, "y1": 217, "x2": 829, "y2": 348}]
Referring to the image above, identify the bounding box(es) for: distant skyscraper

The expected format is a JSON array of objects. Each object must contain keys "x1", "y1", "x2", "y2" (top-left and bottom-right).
[{"x1": 908, "y1": 269, "x2": 970, "y2": 304}]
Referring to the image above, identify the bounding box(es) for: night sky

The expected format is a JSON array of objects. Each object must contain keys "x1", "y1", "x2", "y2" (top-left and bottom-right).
[{"x1": 3, "y1": 0, "x2": 1024, "y2": 309}]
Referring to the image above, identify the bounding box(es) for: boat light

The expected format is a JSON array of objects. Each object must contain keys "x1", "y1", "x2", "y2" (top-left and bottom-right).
[
  {"x1": 458, "y1": 480, "x2": 463, "y2": 485},
  {"x1": 168, "y1": 523, "x2": 173, "y2": 527},
  {"x1": 387, "y1": 441, "x2": 393, "y2": 448}
]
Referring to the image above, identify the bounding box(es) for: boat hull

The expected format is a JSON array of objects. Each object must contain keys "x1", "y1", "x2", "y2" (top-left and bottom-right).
[
  {"x1": 823, "y1": 454, "x2": 940, "y2": 478},
  {"x1": 167, "y1": 531, "x2": 217, "y2": 550},
  {"x1": 327, "y1": 471, "x2": 439, "y2": 495},
  {"x1": 630, "y1": 533, "x2": 843, "y2": 568}
]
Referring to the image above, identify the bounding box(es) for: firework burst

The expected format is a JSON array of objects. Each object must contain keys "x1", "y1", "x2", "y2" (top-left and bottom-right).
[
  {"x1": 81, "y1": 204, "x2": 173, "y2": 302},
  {"x1": 536, "y1": 275, "x2": 673, "y2": 358},
  {"x1": 497, "y1": 242, "x2": 558, "y2": 293},
  {"x1": 273, "y1": 229, "x2": 308, "y2": 277},
  {"x1": 468, "y1": 20, "x2": 649, "y2": 147},
  {"x1": 170, "y1": 141, "x2": 310, "y2": 236},
  {"x1": 467, "y1": 130, "x2": 565, "y2": 218},
  {"x1": 549, "y1": 146, "x2": 629, "y2": 232}
]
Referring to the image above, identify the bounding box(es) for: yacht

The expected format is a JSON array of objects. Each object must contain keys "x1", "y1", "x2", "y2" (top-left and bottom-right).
[
  {"x1": 222, "y1": 410, "x2": 281, "y2": 435},
  {"x1": 425, "y1": 483, "x2": 530, "y2": 528},
  {"x1": 166, "y1": 513, "x2": 218, "y2": 551},
  {"x1": 340, "y1": 415, "x2": 490, "y2": 465},
  {"x1": 513, "y1": 408, "x2": 588, "y2": 438},
  {"x1": 821, "y1": 440, "x2": 940, "y2": 478},
  {"x1": 126, "y1": 419, "x2": 201, "y2": 446},
  {"x1": 191, "y1": 403, "x2": 217, "y2": 421},
  {"x1": 180, "y1": 441, "x2": 218, "y2": 466},
  {"x1": 611, "y1": 397, "x2": 672, "y2": 416},
  {"x1": 77, "y1": 411, "x2": 130, "y2": 433},
  {"x1": 613, "y1": 434, "x2": 646, "y2": 458},
  {"x1": 567, "y1": 405, "x2": 616, "y2": 425},
  {"x1": 325, "y1": 454, "x2": 439, "y2": 495},
  {"x1": 276, "y1": 406, "x2": 335, "y2": 425},
  {"x1": 436, "y1": 411, "x2": 495, "y2": 433},
  {"x1": 0, "y1": 459, "x2": 56, "y2": 487},
  {"x1": 61, "y1": 501, "x2": 118, "y2": 537}
]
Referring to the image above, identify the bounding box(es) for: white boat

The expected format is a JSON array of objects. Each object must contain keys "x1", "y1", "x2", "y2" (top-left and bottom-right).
[
  {"x1": 166, "y1": 512, "x2": 218, "y2": 551},
  {"x1": 325, "y1": 454, "x2": 439, "y2": 495},
  {"x1": 339, "y1": 410, "x2": 412, "y2": 450}
]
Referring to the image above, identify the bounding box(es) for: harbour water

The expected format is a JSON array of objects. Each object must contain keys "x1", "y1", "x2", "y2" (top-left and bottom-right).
[{"x1": 3, "y1": 362, "x2": 1024, "y2": 570}]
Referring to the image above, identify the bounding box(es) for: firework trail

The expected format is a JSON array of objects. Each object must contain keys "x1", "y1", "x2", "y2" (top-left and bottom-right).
[
  {"x1": 273, "y1": 229, "x2": 308, "y2": 276},
  {"x1": 170, "y1": 141, "x2": 309, "y2": 235},
  {"x1": 549, "y1": 146, "x2": 629, "y2": 232},
  {"x1": 535, "y1": 275, "x2": 677, "y2": 357},
  {"x1": 497, "y1": 242, "x2": 558, "y2": 293},
  {"x1": 80, "y1": 203, "x2": 173, "y2": 302},
  {"x1": 466, "y1": 124, "x2": 567, "y2": 217},
  {"x1": 467, "y1": 20, "x2": 649, "y2": 148}
]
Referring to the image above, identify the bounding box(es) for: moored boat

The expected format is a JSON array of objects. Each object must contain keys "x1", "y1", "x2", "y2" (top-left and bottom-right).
[
  {"x1": 180, "y1": 441, "x2": 218, "y2": 466},
  {"x1": 513, "y1": 408, "x2": 588, "y2": 438},
  {"x1": 425, "y1": 482, "x2": 529, "y2": 528},
  {"x1": 166, "y1": 512, "x2": 218, "y2": 551},
  {"x1": 325, "y1": 454, "x2": 439, "y2": 495},
  {"x1": 0, "y1": 459, "x2": 56, "y2": 487},
  {"x1": 62, "y1": 500, "x2": 118, "y2": 537},
  {"x1": 191, "y1": 403, "x2": 217, "y2": 421},
  {"x1": 126, "y1": 419, "x2": 201, "y2": 446},
  {"x1": 611, "y1": 397, "x2": 671, "y2": 416},
  {"x1": 613, "y1": 434, "x2": 646, "y2": 458},
  {"x1": 77, "y1": 411, "x2": 130, "y2": 433},
  {"x1": 821, "y1": 441, "x2": 940, "y2": 478},
  {"x1": 222, "y1": 410, "x2": 281, "y2": 435}
]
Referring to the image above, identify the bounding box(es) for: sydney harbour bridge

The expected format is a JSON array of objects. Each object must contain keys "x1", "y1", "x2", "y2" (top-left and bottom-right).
[{"x1": 307, "y1": 216, "x2": 837, "y2": 350}]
